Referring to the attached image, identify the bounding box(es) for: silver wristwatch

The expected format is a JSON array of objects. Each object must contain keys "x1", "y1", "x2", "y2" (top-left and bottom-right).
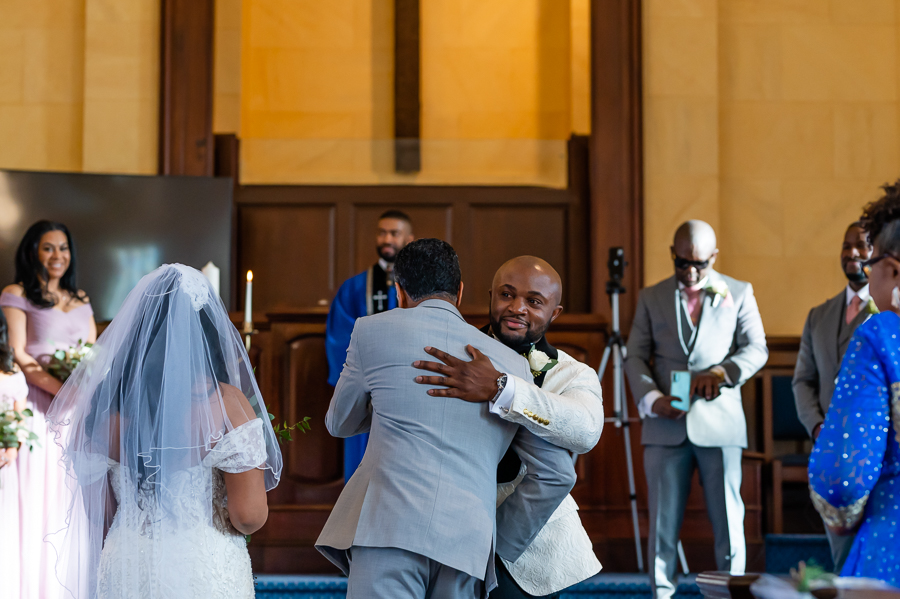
[{"x1": 491, "y1": 373, "x2": 508, "y2": 403}]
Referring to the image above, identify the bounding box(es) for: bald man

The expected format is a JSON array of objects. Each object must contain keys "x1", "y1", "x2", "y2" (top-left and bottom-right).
[
  {"x1": 624, "y1": 221, "x2": 767, "y2": 599},
  {"x1": 413, "y1": 256, "x2": 603, "y2": 599}
]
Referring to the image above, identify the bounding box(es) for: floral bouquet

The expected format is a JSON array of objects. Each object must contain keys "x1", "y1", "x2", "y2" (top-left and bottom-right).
[
  {"x1": 45, "y1": 339, "x2": 93, "y2": 383},
  {"x1": 0, "y1": 401, "x2": 37, "y2": 450}
]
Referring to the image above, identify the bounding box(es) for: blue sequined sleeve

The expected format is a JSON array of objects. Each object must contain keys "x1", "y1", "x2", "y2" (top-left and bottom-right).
[{"x1": 808, "y1": 316, "x2": 893, "y2": 530}]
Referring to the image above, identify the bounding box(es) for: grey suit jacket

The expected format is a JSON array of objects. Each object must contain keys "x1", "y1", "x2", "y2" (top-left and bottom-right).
[
  {"x1": 624, "y1": 271, "x2": 768, "y2": 448},
  {"x1": 792, "y1": 290, "x2": 869, "y2": 437},
  {"x1": 315, "y1": 299, "x2": 576, "y2": 585}
]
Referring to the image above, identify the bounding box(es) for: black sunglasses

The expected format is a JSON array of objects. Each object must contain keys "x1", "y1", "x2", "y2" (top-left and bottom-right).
[
  {"x1": 673, "y1": 256, "x2": 711, "y2": 270},
  {"x1": 862, "y1": 252, "x2": 899, "y2": 276}
]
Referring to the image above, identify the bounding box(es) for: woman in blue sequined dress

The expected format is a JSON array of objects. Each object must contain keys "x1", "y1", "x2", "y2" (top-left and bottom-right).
[{"x1": 809, "y1": 181, "x2": 900, "y2": 586}]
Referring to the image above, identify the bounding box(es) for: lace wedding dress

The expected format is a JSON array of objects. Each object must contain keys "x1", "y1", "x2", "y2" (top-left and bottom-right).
[{"x1": 97, "y1": 419, "x2": 266, "y2": 599}]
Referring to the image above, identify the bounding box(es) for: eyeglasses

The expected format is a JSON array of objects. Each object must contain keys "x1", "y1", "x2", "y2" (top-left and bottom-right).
[
  {"x1": 673, "y1": 256, "x2": 711, "y2": 270},
  {"x1": 862, "y1": 252, "x2": 899, "y2": 276}
]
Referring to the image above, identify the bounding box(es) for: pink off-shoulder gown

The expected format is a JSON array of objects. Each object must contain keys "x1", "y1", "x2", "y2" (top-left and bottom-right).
[
  {"x1": 0, "y1": 292, "x2": 93, "y2": 599},
  {"x1": 0, "y1": 370, "x2": 29, "y2": 598}
]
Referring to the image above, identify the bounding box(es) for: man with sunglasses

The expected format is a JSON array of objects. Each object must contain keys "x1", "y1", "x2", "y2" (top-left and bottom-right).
[
  {"x1": 624, "y1": 220, "x2": 768, "y2": 599},
  {"x1": 792, "y1": 221, "x2": 873, "y2": 572}
]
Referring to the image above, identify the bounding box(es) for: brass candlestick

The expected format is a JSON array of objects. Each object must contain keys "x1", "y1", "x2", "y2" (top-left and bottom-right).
[{"x1": 242, "y1": 321, "x2": 258, "y2": 352}]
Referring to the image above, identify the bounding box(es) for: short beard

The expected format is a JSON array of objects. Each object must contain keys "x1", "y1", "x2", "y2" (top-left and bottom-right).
[
  {"x1": 488, "y1": 316, "x2": 546, "y2": 354},
  {"x1": 377, "y1": 245, "x2": 397, "y2": 262},
  {"x1": 845, "y1": 268, "x2": 867, "y2": 284}
]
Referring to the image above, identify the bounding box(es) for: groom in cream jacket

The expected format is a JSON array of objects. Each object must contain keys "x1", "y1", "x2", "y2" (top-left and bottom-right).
[{"x1": 415, "y1": 256, "x2": 603, "y2": 598}]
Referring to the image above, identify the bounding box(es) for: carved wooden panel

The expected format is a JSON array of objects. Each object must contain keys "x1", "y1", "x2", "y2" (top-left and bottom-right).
[
  {"x1": 465, "y1": 205, "x2": 568, "y2": 310},
  {"x1": 238, "y1": 205, "x2": 336, "y2": 312},
  {"x1": 287, "y1": 334, "x2": 342, "y2": 483}
]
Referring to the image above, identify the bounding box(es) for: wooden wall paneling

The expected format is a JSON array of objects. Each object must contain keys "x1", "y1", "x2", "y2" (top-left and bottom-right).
[
  {"x1": 352, "y1": 204, "x2": 452, "y2": 274},
  {"x1": 589, "y1": 0, "x2": 643, "y2": 328},
  {"x1": 159, "y1": 0, "x2": 215, "y2": 176},
  {"x1": 247, "y1": 316, "x2": 344, "y2": 575},
  {"x1": 287, "y1": 334, "x2": 343, "y2": 484},
  {"x1": 238, "y1": 204, "x2": 337, "y2": 313},
  {"x1": 394, "y1": 0, "x2": 421, "y2": 172},
  {"x1": 466, "y1": 205, "x2": 568, "y2": 309},
  {"x1": 566, "y1": 135, "x2": 591, "y2": 314},
  {"x1": 234, "y1": 175, "x2": 590, "y2": 313},
  {"x1": 214, "y1": 134, "x2": 240, "y2": 310}
]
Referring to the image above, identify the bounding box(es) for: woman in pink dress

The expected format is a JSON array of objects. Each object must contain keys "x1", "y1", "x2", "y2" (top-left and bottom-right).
[
  {"x1": 0, "y1": 221, "x2": 96, "y2": 599},
  {"x1": 0, "y1": 309, "x2": 30, "y2": 599}
]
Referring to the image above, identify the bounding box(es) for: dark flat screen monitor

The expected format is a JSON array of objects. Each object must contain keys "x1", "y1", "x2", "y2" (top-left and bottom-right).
[{"x1": 0, "y1": 170, "x2": 233, "y2": 322}]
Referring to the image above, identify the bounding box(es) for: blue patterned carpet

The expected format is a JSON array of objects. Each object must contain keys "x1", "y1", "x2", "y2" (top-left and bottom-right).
[
  {"x1": 253, "y1": 535, "x2": 832, "y2": 597},
  {"x1": 253, "y1": 573, "x2": 702, "y2": 599}
]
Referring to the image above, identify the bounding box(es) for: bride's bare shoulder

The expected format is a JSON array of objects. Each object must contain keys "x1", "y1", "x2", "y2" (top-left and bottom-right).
[{"x1": 219, "y1": 383, "x2": 257, "y2": 428}]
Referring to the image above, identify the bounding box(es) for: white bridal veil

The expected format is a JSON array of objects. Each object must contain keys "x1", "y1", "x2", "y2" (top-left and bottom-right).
[{"x1": 46, "y1": 264, "x2": 282, "y2": 598}]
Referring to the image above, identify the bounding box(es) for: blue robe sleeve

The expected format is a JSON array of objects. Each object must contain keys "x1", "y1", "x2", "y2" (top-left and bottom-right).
[
  {"x1": 325, "y1": 273, "x2": 368, "y2": 387},
  {"x1": 809, "y1": 315, "x2": 893, "y2": 531},
  {"x1": 325, "y1": 271, "x2": 371, "y2": 482}
]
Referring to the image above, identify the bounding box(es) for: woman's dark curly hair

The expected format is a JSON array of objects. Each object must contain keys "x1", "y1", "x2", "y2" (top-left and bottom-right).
[
  {"x1": 14, "y1": 220, "x2": 87, "y2": 309},
  {"x1": 860, "y1": 180, "x2": 900, "y2": 254}
]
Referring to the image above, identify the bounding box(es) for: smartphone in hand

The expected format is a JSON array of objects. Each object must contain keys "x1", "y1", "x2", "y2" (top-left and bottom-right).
[{"x1": 669, "y1": 370, "x2": 692, "y2": 412}]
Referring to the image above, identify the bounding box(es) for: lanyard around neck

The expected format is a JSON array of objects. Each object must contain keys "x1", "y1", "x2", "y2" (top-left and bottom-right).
[{"x1": 675, "y1": 288, "x2": 699, "y2": 356}]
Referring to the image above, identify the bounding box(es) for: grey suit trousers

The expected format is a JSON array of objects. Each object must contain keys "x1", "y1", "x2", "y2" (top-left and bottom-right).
[
  {"x1": 645, "y1": 442, "x2": 745, "y2": 599},
  {"x1": 347, "y1": 546, "x2": 484, "y2": 599}
]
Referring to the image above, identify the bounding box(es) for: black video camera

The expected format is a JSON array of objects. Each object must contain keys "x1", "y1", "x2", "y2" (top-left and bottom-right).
[{"x1": 608, "y1": 247, "x2": 626, "y2": 282}]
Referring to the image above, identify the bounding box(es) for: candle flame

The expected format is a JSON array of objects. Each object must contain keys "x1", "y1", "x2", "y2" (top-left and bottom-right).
[{"x1": 247, "y1": 270, "x2": 253, "y2": 282}]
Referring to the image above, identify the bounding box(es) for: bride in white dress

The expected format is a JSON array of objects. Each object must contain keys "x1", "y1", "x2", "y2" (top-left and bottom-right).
[{"x1": 46, "y1": 264, "x2": 282, "y2": 599}]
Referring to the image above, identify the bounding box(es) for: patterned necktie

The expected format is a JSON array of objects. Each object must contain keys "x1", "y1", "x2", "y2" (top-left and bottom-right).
[
  {"x1": 685, "y1": 286, "x2": 703, "y2": 326},
  {"x1": 846, "y1": 295, "x2": 863, "y2": 325}
]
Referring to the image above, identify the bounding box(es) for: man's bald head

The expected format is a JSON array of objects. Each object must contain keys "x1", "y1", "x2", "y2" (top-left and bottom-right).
[
  {"x1": 673, "y1": 220, "x2": 717, "y2": 256},
  {"x1": 492, "y1": 256, "x2": 562, "y2": 305},
  {"x1": 671, "y1": 220, "x2": 718, "y2": 287},
  {"x1": 489, "y1": 256, "x2": 564, "y2": 353}
]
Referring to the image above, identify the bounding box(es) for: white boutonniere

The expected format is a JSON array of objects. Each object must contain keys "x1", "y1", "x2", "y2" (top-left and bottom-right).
[
  {"x1": 526, "y1": 347, "x2": 558, "y2": 378},
  {"x1": 703, "y1": 280, "x2": 729, "y2": 308}
]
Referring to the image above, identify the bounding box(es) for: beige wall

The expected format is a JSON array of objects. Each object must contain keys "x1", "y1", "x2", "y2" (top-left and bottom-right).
[
  {"x1": 643, "y1": 0, "x2": 900, "y2": 336},
  {"x1": 0, "y1": 0, "x2": 158, "y2": 175},
  {"x1": 230, "y1": 0, "x2": 591, "y2": 186}
]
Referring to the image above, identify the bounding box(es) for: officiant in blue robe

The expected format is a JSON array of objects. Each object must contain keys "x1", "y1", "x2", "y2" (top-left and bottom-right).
[{"x1": 325, "y1": 210, "x2": 414, "y2": 480}]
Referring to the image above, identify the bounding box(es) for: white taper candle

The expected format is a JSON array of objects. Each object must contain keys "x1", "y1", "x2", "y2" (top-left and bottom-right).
[{"x1": 244, "y1": 270, "x2": 253, "y2": 326}]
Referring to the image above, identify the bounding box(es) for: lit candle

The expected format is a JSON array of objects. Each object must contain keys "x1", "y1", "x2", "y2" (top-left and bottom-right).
[{"x1": 244, "y1": 270, "x2": 253, "y2": 327}]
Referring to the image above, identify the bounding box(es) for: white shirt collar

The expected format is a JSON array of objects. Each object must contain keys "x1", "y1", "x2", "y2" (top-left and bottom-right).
[
  {"x1": 378, "y1": 258, "x2": 392, "y2": 272},
  {"x1": 845, "y1": 283, "x2": 869, "y2": 306}
]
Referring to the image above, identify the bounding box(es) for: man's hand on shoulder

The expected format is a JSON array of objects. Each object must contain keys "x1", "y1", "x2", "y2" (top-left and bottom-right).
[
  {"x1": 652, "y1": 397, "x2": 687, "y2": 420},
  {"x1": 413, "y1": 345, "x2": 502, "y2": 402}
]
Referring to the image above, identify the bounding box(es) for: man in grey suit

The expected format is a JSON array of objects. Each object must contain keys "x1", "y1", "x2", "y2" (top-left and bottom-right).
[
  {"x1": 793, "y1": 221, "x2": 873, "y2": 571},
  {"x1": 625, "y1": 220, "x2": 768, "y2": 599},
  {"x1": 316, "y1": 239, "x2": 577, "y2": 599}
]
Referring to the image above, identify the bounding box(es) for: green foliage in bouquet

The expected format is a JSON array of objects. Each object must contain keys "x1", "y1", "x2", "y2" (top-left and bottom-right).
[
  {"x1": 270, "y1": 413, "x2": 311, "y2": 444},
  {"x1": 0, "y1": 403, "x2": 39, "y2": 450},
  {"x1": 249, "y1": 392, "x2": 311, "y2": 444},
  {"x1": 247, "y1": 368, "x2": 310, "y2": 445},
  {"x1": 46, "y1": 339, "x2": 93, "y2": 383},
  {"x1": 790, "y1": 559, "x2": 835, "y2": 592}
]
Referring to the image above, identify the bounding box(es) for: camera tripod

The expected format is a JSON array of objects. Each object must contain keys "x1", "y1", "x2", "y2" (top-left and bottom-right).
[{"x1": 597, "y1": 258, "x2": 689, "y2": 575}]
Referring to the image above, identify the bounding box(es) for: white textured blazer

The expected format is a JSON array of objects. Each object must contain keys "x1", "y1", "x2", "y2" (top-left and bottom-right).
[{"x1": 496, "y1": 349, "x2": 604, "y2": 596}]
